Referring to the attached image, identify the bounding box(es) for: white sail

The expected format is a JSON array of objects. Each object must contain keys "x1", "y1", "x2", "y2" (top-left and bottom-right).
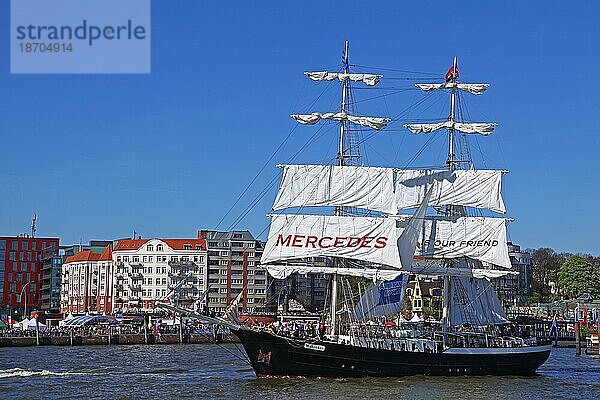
[
  {"x1": 415, "y1": 216, "x2": 511, "y2": 269},
  {"x1": 305, "y1": 71, "x2": 383, "y2": 86},
  {"x1": 416, "y1": 82, "x2": 489, "y2": 95},
  {"x1": 261, "y1": 214, "x2": 403, "y2": 272},
  {"x1": 395, "y1": 169, "x2": 506, "y2": 214},
  {"x1": 404, "y1": 121, "x2": 496, "y2": 135},
  {"x1": 449, "y1": 277, "x2": 509, "y2": 326},
  {"x1": 397, "y1": 186, "x2": 433, "y2": 266},
  {"x1": 272, "y1": 164, "x2": 396, "y2": 214},
  {"x1": 292, "y1": 113, "x2": 390, "y2": 130}
]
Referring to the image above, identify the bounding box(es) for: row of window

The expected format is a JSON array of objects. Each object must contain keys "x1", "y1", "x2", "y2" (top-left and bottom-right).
[
  {"x1": 116, "y1": 255, "x2": 205, "y2": 263},
  {"x1": 207, "y1": 241, "x2": 255, "y2": 248}
]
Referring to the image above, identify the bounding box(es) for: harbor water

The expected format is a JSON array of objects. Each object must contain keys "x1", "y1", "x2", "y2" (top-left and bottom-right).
[{"x1": 0, "y1": 344, "x2": 597, "y2": 399}]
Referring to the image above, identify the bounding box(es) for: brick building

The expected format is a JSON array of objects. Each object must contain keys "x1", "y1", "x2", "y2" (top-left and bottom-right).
[{"x1": 0, "y1": 236, "x2": 59, "y2": 320}]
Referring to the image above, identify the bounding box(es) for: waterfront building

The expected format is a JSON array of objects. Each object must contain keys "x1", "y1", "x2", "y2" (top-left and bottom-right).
[
  {"x1": 53, "y1": 241, "x2": 113, "y2": 315},
  {"x1": 269, "y1": 263, "x2": 329, "y2": 312},
  {"x1": 406, "y1": 278, "x2": 443, "y2": 318},
  {"x1": 60, "y1": 245, "x2": 113, "y2": 314},
  {"x1": 0, "y1": 235, "x2": 59, "y2": 320},
  {"x1": 201, "y1": 230, "x2": 267, "y2": 314},
  {"x1": 40, "y1": 244, "x2": 63, "y2": 315},
  {"x1": 491, "y1": 242, "x2": 533, "y2": 306},
  {"x1": 112, "y1": 234, "x2": 208, "y2": 313}
]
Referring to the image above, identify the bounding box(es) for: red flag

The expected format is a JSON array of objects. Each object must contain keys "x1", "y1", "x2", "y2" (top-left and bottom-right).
[{"x1": 445, "y1": 65, "x2": 458, "y2": 82}]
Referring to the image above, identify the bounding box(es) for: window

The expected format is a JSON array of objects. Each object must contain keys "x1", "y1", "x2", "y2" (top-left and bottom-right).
[
  {"x1": 181, "y1": 256, "x2": 189, "y2": 262},
  {"x1": 12, "y1": 241, "x2": 18, "y2": 251},
  {"x1": 183, "y1": 244, "x2": 191, "y2": 250},
  {"x1": 208, "y1": 242, "x2": 218, "y2": 247},
  {"x1": 147, "y1": 244, "x2": 154, "y2": 252},
  {"x1": 219, "y1": 288, "x2": 227, "y2": 294},
  {"x1": 195, "y1": 245, "x2": 202, "y2": 250},
  {"x1": 247, "y1": 288, "x2": 254, "y2": 294},
  {"x1": 156, "y1": 244, "x2": 163, "y2": 251},
  {"x1": 132, "y1": 256, "x2": 139, "y2": 263},
  {"x1": 220, "y1": 279, "x2": 227, "y2": 284},
  {"x1": 143, "y1": 256, "x2": 147, "y2": 262},
  {"x1": 23, "y1": 241, "x2": 29, "y2": 251},
  {"x1": 171, "y1": 256, "x2": 179, "y2": 262},
  {"x1": 155, "y1": 278, "x2": 160, "y2": 285}
]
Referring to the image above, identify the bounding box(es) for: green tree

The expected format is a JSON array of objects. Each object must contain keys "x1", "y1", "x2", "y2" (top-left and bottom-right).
[
  {"x1": 530, "y1": 247, "x2": 564, "y2": 300},
  {"x1": 557, "y1": 256, "x2": 600, "y2": 299}
]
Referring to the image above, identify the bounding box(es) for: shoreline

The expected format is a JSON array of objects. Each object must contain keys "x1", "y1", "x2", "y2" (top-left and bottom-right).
[{"x1": 0, "y1": 333, "x2": 240, "y2": 347}]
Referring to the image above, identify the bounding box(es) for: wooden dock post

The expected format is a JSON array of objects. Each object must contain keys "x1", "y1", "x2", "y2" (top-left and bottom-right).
[
  {"x1": 35, "y1": 317, "x2": 40, "y2": 346},
  {"x1": 179, "y1": 314, "x2": 183, "y2": 344},
  {"x1": 597, "y1": 319, "x2": 600, "y2": 356},
  {"x1": 69, "y1": 328, "x2": 73, "y2": 346},
  {"x1": 575, "y1": 322, "x2": 581, "y2": 356}
]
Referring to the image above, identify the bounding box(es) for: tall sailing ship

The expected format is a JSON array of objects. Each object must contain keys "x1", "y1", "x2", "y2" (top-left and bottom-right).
[{"x1": 167, "y1": 42, "x2": 551, "y2": 377}]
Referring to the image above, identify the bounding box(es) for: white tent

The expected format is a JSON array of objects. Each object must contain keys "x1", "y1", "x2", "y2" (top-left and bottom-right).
[
  {"x1": 15, "y1": 318, "x2": 30, "y2": 329},
  {"x1": 25, "y1": 319, "x2": 46, "y2": 331},
  {"x1": 410, "y1": 314, "x2": 421, "y2": 323}
]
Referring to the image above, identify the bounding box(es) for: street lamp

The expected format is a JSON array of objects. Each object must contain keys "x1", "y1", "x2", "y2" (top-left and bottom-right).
[{"x1": 20, "y1": 281, "x2": 36, "y2": 320}]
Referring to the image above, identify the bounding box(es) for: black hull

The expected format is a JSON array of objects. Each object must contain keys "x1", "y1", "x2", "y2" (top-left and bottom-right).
[{"x1": 234, "y1": 329, "x2": 551, "y2": 378}]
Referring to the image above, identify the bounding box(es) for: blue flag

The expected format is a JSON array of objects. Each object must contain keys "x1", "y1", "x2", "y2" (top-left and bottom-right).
[{"x1": 378, "y1": 275, "x2": 406, "y2": 305}]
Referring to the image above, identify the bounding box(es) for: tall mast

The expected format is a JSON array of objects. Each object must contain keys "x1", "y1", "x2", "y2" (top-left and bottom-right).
[
  {"x1": 442, "y1": 56, "x2": 458, "y2": 345},
  {"x1": 447, "y1": 56, "x2": 458, "y2": 172},
  {"x1": 330, "y1": 40, "x2": 350, "y2": 337}
]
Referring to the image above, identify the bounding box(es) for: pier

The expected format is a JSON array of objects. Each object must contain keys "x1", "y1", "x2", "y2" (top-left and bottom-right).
[{"x1": 0, "y1": 332, "x2": 239, "y2": 347}]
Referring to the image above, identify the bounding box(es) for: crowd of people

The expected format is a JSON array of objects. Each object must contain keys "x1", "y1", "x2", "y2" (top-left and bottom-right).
[{"x1": 0, "y1": 321, "x2": 228, "y2": 338}]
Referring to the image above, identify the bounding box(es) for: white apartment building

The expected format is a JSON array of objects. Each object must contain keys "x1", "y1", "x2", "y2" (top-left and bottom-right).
[
  {"x1": 60, "y1": 245, "x2": 114, "y2": 315},
  {"x1": 112, "y1": 235, "x2": 208, "y2": 313}
]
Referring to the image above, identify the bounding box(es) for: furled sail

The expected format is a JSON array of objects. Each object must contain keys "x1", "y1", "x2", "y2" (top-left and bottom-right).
[
  {"x1": 261, "y1": 214, "x2": 403, "y2": 271},
  {"x1": 404, "y1": 121, "x2": 497, "y2": 135},
  {"x1": 272, "y1": 164, "x2": 396, "y2": 214},
  {"x1": 415, "y1": 216, "x2": 511, "y2": 269},
  {"x1": 449, "y1": 277, "x2": 509, "y2": 326},
  {"x1": 395, "y1": 169, "x2": 506, "y2": 214},
  {"x1": 266, "y1": 264, "x2": 403, "y2": 281},
  {"x1": 415, "y1": 83, "x2": 489, "y2": 95},
  {"x1": 305, "y1": 71, "x2": 383, "y2": 86},
  {"x1": 292, "y1": 112, "x2": 391, "y2": 130}
]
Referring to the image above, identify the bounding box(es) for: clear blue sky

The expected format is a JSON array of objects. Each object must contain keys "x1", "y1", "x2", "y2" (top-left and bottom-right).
[{"x1": 1, "y1": 1, "x2": 598, "y2": 255}]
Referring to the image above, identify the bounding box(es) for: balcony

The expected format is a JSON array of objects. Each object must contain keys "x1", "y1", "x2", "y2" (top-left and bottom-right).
[
  {"x1": 129, "y1": 262, "x2": 143, "y2": 269},
  {"x1": 130, "y1": 272, "x2": 143, "y2": 280},
  {"x1": 129, "y1": 284, "x2": 142, "y2": 292}
]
